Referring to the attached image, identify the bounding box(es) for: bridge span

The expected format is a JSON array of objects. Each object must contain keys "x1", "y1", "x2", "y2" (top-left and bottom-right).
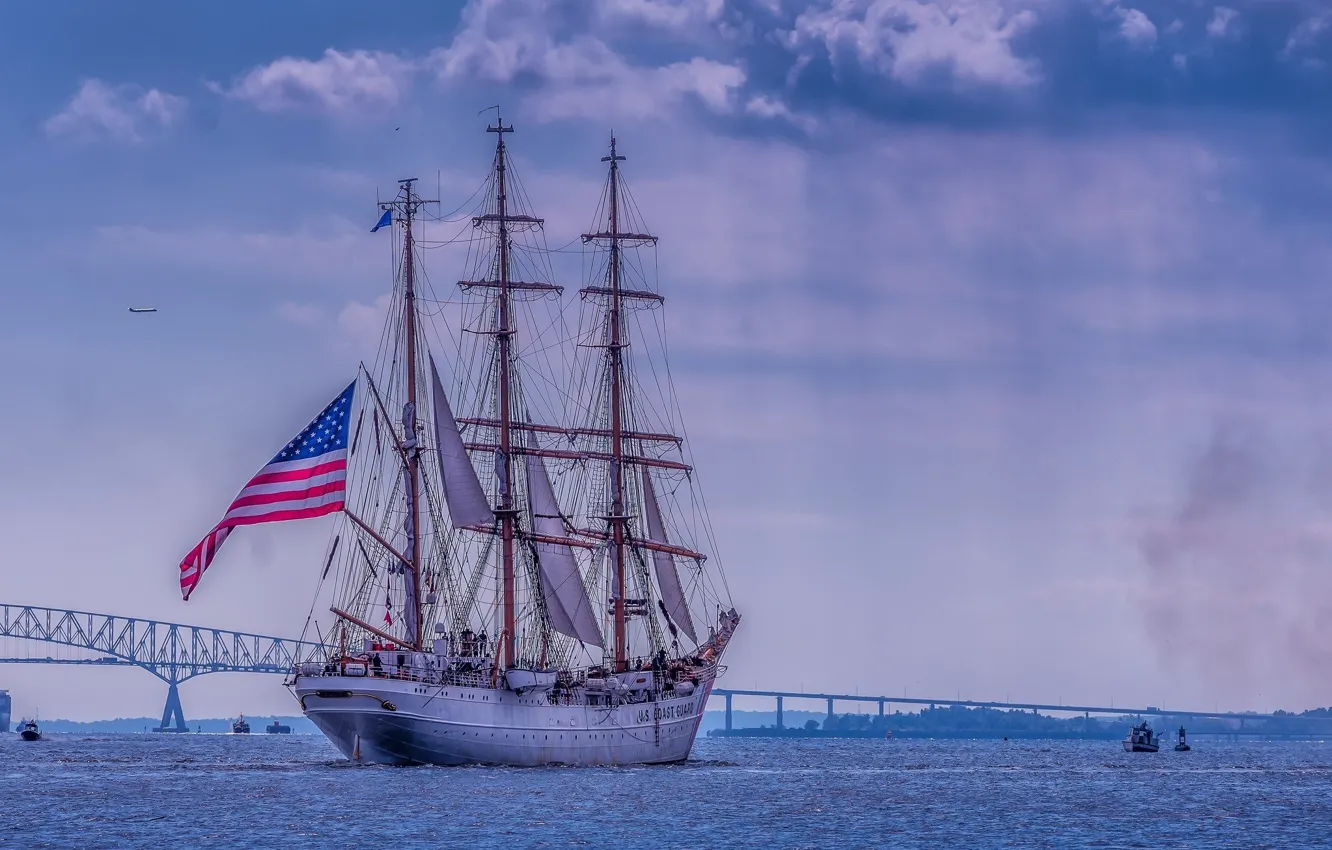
[
  {"x1": 709, "y1": 689, "x2": 1320, "y2": 732},
  {"x1": 0, "y1": 603, "x2": 326, "y2": 731}
]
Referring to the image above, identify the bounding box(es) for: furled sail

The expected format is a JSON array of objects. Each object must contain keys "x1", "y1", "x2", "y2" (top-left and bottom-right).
[
  {"x1": 523, "y1": 437, "x2": 603, "y2": 647},
  {"x1": 429, "y1": 354, "x2": 494, "y2": 529},
  {"x1": 642, "y1": 472, "x2": 697, "y2": 643}
]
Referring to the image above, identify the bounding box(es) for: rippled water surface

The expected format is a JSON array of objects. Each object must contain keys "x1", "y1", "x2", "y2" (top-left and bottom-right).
[{"x1": 3, "y1": 734, "x2": 1331, "y2": 848}]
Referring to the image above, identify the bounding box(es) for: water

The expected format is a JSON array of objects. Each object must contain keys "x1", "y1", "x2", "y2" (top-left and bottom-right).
[{"x1": 4, "y1": 734, "x2": 1331, "y2": 848}]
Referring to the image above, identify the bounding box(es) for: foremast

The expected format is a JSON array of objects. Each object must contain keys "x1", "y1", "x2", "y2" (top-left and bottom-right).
[{"x1": 375, "y1": 179, "x2": 434, "y2": 650}]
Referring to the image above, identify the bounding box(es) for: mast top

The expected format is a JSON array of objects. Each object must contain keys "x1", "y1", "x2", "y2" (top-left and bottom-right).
[
  {"x1": 380, "y1": 178, "x2": 435, "y2": 213},
  {"x1": 486, "y1": 105, "x2": 514, "y2": 136},
  {"x1": 602, "y1": 133, "x2": 625, "y2": 164}
]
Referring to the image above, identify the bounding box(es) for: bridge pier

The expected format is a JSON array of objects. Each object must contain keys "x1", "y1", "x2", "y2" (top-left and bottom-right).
[
  {"x1": 878, "y1": 699, "x2": 885, "y2": 717},
  {"x1": 156, "y1": 680, "x2": 187, "y2": 733},
  {"x1": 725, "y1": 693, "x2": 732, "y2": 731},
  {"x1": 826, "y1": 697, "x2": 834, "y2": 726},
  {"x1": 776, "y1": 696, "x2": 784, "y2": 729}
]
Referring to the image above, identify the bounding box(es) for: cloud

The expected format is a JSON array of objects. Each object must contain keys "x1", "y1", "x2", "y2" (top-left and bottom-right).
[
  {"x1": 214, "y1": 49, "x2": 414, "y2": 114},
  {"x1": 429, "y1": 0, "x2": 747, "y2": 120},
  {"x1": 1206, "y1": 6, "x2": 1239, "y2": 39},
  {"x1": 594, "y1": 0, "x2": 725, "y2": 30},
  {"x1": 743, "y1": 94, "x2": 818, "y2": 131},
  {"x1": 785, "y1": 0, "x2": 1042, "y2": 89},
  {"x1": 531, "y1": 52, "x2": 746, "y2": 120},
  {"x1": 1282, "y1": 13, "x2": 1329, "y2": 63},
  {"x1": 1114, "y1": 6, "x2": 1158, "y2": 47},
  {"x1": 44, "y1": 79, "x2": 186, "y2": 143}
]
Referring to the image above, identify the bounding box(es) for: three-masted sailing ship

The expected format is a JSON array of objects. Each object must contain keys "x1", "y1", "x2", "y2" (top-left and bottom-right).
[{"x1": 183, "y1": 117, "x2": 739, "y2": 766}]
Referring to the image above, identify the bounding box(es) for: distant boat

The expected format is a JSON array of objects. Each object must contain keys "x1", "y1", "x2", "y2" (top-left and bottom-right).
[
  {"x1": 127, "y1": 307, "x2": 157, "y2": 313},
  {"x1": 1174, "y1": 726, "x2": 1191, "y2": 752},
  {"x1": 1123, "y1": 721, "x2": 1159, "y2": 753},
  {"x1": 18, "y1": 719, "x2": 40, "y2": 741},
  {"x1": 266, "y1": 720, "x2": 292, "y2": 734},
  {"x1": 232, "y1": 715, "x2": 250, "y2": 734}
]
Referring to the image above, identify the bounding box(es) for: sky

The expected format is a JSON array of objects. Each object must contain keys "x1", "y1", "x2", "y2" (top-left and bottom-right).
[{"x1": 4, "y1": 0, "x2": 1332, "y2": 722}]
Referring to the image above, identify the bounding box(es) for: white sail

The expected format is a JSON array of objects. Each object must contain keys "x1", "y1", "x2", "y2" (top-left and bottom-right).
[
  {"x1": 523, "y1": 439, "x2": 603, "y2": 647},
  {"x1": 429, "y1": 354, "x2": 494, "y2": 529},
  {"x1": 401, "y1": 401, "x2": 420, "y2": 647},
  {"x1": 642, "y1": 471, "x2": 697, "y2": 643}
]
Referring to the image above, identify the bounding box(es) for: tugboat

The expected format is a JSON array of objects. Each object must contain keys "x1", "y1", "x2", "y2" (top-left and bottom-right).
[
  {"x1": 1174, "y1": 726, "x2": 1191, "y2": 752},
  {"x1": 1123, "y1": 720, "x2": 1160, "y2": 752},
  {"x1": 231, "y1": 714, "x2": 250, "y2": 734},
  {"x1": 18, "y1": 719, "x2": 41, "y2": 741},
  {"x1": 265, "y1": 719, "x2": 291, "y2": 734}
]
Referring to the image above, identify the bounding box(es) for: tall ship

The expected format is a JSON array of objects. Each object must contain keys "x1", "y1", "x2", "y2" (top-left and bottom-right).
[{"x1": 177, "y1": 116, "x2": 739, "y2": 766}]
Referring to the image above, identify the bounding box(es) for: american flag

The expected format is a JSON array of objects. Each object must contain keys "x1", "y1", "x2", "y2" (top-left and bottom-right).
[{"x1": 179, "y1": 381, "x2": 356, "y2": 600}]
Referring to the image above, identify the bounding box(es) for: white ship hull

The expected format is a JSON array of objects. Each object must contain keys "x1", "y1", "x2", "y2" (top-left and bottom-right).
[{"x1": 294, "y1": 675, "x2": 714, "y2": 766}]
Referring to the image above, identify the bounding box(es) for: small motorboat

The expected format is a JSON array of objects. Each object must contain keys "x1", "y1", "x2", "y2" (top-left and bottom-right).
[
  {"x1": 1174, "y1": 726, "x2": 1191, "y2": 752},
  {"x1": 265, "y1": 720, "x2": 291, "y2": 734},
  {"x1": 1123, "y1": 721, "x2": 1160, "y2": 752},
  {"x1": 232, "y1": 714, "x2": 250, "y2": 734},
  {"x1": 18, "y1": 719, "x2": 41, "y2": 741}
]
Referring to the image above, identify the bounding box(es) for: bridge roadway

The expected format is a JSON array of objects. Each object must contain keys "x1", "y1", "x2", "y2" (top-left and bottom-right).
[{"x1": 710, "y1": 689, "x2": 1311, "y2": 731}]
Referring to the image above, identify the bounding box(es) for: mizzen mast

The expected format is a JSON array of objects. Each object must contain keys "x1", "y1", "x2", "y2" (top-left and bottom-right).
[
  {"x1": 581, "y1": 135, "x2": 658, "y2": 672},
  {"x1": 606, "y1": 137, "x2": 629, "y2": 673}
]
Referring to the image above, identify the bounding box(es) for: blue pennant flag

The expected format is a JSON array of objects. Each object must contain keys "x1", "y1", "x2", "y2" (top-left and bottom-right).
[{"x1": 371, "y1": 209, "x2": 392, "y2": 233}]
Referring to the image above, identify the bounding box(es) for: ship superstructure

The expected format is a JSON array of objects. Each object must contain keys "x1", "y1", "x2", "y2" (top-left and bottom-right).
[{"x1": 285, "y1": 118, "x2": 740, "y2": 765}]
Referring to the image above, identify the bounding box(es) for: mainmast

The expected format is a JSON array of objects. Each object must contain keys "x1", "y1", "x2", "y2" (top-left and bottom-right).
[
  {"x1": 490, "y1": 116, "x2": 518, "y2": 670},
  {"x1": 462, "y1": 114, "x2": 605, "y2": 667}
]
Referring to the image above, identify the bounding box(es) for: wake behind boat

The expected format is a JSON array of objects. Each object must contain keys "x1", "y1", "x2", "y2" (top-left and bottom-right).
[{"x1": 175, "y1": 117, "x2": 740, "y2": 766}]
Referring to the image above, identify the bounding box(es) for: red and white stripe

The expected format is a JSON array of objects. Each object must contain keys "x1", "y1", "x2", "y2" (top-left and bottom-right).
[{"x1": 179, "y1": 449, "x2": 348, "y2": 600}]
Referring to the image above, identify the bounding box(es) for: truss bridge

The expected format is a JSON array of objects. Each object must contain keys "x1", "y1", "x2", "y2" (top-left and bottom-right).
[{"x1": 0, "y1": 603, "x2": 327, "y2": 731}]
